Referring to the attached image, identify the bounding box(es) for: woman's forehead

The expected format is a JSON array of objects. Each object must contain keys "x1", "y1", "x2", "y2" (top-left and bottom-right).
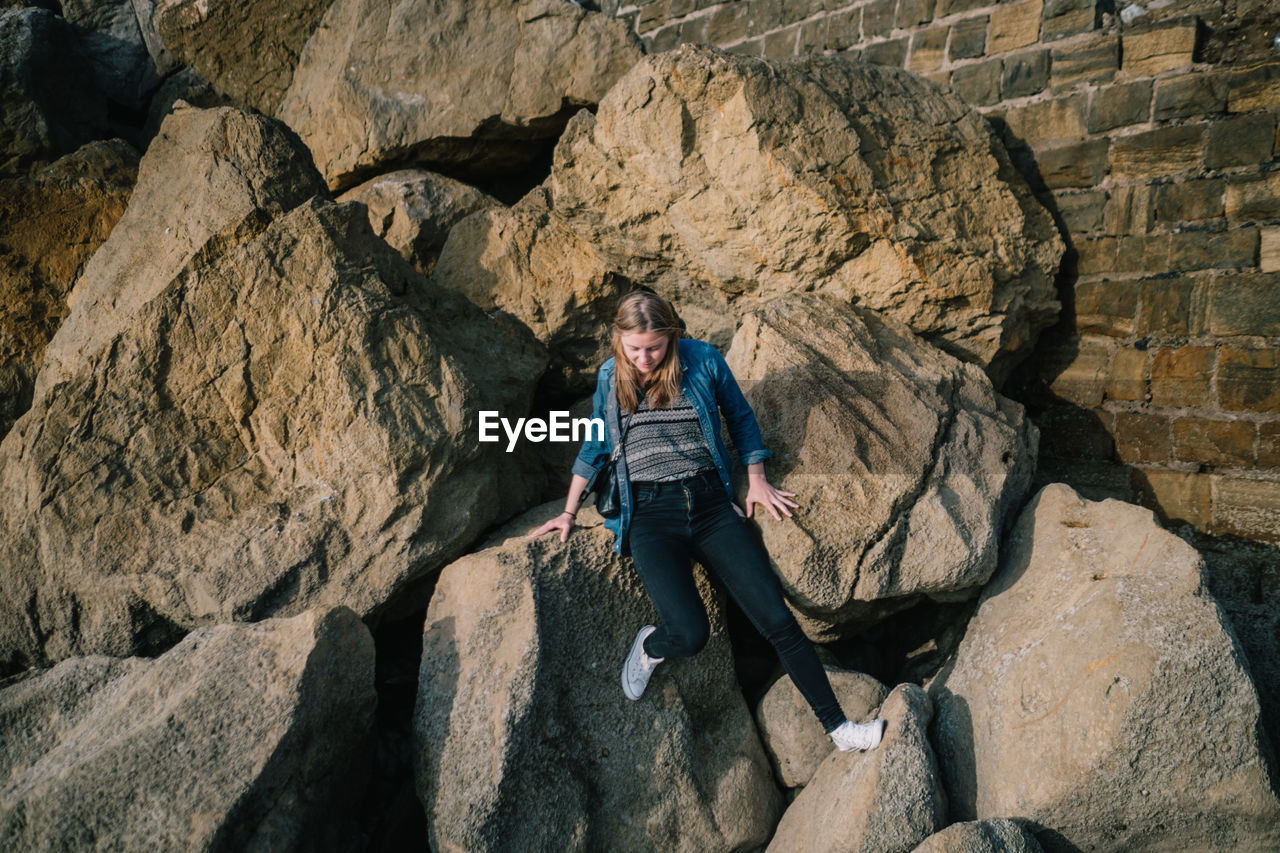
[{"x1": 620, "y1": 331, "x2": 669, "y2": 348}]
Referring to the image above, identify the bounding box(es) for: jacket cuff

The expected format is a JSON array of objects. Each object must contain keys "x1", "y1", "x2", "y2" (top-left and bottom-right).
[
  {"x1": 740, "y1": 449, "x2": 772, "y2": 465},
  {"x1": 572, "y1": 458, "x2": 601, "y2": 480}
]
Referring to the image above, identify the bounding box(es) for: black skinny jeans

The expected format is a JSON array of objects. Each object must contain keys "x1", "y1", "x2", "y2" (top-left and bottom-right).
[{"x1": 627, "y1": 470, "x2": 847, "y2": 733}]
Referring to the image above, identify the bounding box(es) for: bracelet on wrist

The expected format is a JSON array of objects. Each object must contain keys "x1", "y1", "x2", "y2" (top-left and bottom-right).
[{"x1": 561, "y1": 510, "x2": 577, "y2": 518}]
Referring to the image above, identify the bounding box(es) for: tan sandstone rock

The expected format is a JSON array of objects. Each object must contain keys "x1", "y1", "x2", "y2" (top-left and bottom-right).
[
  {"x1": 337, "y1": 169, "x2": 501, "y2": 276},
  {"x1": 726, "y1": 294, "x2": 1037, "y2": 640},
  {"x1": 278, "y1": 0, "x2": 644, "y2": 190},
  {"x1": 545, "y1": 44, "x2": 1063, "y2": 382},
  {"x1": 0, "y1": 194, "x2": 545, "y2": 670},
  {"x1": 768, "y1": 683, "x2": 947, "y2": 853},
  {"x1": 0, "y1": 607, "x2": 375, "y2": 850},
  {"x1": 931, "y1": 483, "x2": 1280, "y2": 852},
  {"x1": 911, "y1": 820, "x2": 1043, "y2": 853},
  {"x1": 0, "y1": 140, "x2": 139, "y2": 438},
  {"x1": 153, "y1": 0, "x2": 333, "y2": 114},
  {"x1": 414, "y1": 503, "x2": 783, "y2": 852},
  {"x1": 757, "y1": 666, "x2": 889, "y2": 788}
]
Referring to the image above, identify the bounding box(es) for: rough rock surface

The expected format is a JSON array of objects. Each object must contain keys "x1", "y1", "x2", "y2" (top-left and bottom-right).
[
  {"x1": 129, "y1": 0, "x2": 181, "y2": 79},
  {"x1": 911, "y1": 820, "x2": 1043, "y2": 853},
  {"x1": 279, "y1": 0, "x2": 644, "y2": 189},
  {"x1": 768, "y1": 683, "x2": 947, "y2": 853},
  {"x1": 0, "y1": 193, "x2": 545, "y2": 671},
  {"x1": 337, "y1": 169, "x2": 501, "y2": 276},
  {"x1": 60, "y1": 0, "x2": 160, "y2": 109},
  {"x1": 546, "y1": 44, "x2": 1063, "y2": 381},
  {"x1": 931, "y1": 484, "x2": 1280, "y2": 852},
  {"x1": 153, "y1": 0, "x2": 334, "y2": 114},
  {"x1": 414, "y1": 503, "x2": 782, "y2": 852},
  {"x1": 36, "y1": 105, "x2": 327, "y2": 398},
  {"x1": 0, "y1": 607, "x2": 375, "y2": 851},
  {"x1": 725, "y1": 294, "x2": 1037, "y2": 640},
  {"x1": 0, "y1": 8, "x2": 109, "y2": 176},
  {"x1": 433, "y1": 187, "x2": 629, "y2": 396},
  {"x1": 143, "y1": 70, "x2": 236, "y2": 139},
  {"x1": 0, "y1": 140, "x2": 139, "y2": 438},
  {"x1": 757, "y1": 666, "x2": 889, "y2": 788}
]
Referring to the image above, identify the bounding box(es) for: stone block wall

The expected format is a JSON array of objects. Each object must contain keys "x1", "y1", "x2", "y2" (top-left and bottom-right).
[{"x1": 610, "y1": 0, "x2": 1280, "y2": 544}]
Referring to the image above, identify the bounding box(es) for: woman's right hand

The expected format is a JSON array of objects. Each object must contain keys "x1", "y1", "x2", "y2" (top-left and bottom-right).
[{"x1": 526, "y1": 511, "x2": 576, "y2": 543}]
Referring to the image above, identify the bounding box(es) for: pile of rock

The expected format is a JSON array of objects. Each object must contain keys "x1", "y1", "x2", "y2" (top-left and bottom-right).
[{"x1": 1, "y1": 4, "x2": 1275, "y2": 850}]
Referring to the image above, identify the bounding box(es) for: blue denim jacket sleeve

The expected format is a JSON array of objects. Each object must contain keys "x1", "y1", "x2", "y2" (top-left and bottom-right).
[
  {"x1": 708, "y1": 346, "x2": 772, "y2": 465},
  {"x1": 572, "y1": 361, "x2": 613, "y2": 480}
]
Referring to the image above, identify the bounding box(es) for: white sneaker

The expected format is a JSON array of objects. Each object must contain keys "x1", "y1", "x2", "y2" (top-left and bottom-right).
[
  {"x1": 830, "y1": 719, "x2": 885, "y2": 752},
  {"x1": 622, "y1": 625, "x2": 663, "y2": 700}
]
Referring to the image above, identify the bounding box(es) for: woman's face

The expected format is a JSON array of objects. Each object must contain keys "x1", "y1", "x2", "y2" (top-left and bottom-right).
[{"x1": 620, "y1": 331, "x2": 670, "y2": 379}]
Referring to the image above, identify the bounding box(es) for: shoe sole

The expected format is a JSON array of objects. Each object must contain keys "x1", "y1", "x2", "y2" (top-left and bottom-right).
[{"x1": 621, "y1": 627, "x2": 654, "y2": 701}]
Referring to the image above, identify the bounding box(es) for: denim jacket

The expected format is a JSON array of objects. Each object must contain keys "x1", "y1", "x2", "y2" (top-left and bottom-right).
[{"x1": 572, "y1": 338, "x2": 772, "y2": 555}]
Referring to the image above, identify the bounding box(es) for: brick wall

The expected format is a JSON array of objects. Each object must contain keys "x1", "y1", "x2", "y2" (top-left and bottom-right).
[{"x1": 610, "y1": 0, "x2": 1280, "y2": 544}]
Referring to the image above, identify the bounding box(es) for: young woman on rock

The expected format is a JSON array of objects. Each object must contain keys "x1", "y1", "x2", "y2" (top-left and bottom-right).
[{"x1": 527, "y1": 290, "x2": 884, "y2": 753}]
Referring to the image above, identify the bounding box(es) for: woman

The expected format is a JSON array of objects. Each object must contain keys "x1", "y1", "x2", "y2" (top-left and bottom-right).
[{"x1": 527, "y1": 291, "x2": 883, "y2": 752}]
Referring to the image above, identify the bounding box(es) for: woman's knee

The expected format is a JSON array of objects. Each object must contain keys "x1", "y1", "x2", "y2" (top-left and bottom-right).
[{"x1": 662, "y1": 619, "x2": 710, "y2": 657}]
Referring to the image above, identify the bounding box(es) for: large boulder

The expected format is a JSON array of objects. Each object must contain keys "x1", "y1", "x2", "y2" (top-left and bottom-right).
[
  {"x1": 414, "y1": 504, "x2": 783, "y2": 851},
  {"x1": 726, "y1": 294, "x2": 1037, "y2": 640},
  {"x1": 278, "y1": 0, "x2": 644, "y2": 189},
  {"x1": 0, "y1": 607, "x2": 375, "y2": 851},
  {"x1": 60, "y1": 0, "x2": 161, "y2": 109},
  {"x1": 0, "y1": 193, "x2": 545, "y2": 671},
  {"x1": 757, "y1": 666, "x2": 889, "y2": 788},
  {"x1": 911, "y1": 820, "x2": 1043, "y2": 853},
  {"x1": 337, "y1": 169, "x2": 501, "y2": 276},
  {"x1": 35, "y1": 105, "x2": 327, "y2": 399},
  {"x1": 0, "y1": 139, "x2": 139, "y2": 438},
  {"x1": 768, "y1": 683, "x2": 947, "y2": 853},
  {"x1": 544, "y1": 44, "x2": 1063, "y2": 382},
  {"x1": 0, "y1": 8, "x2": 109, "y2": 176},
  {"x1": 931, "y1": 484, "x2": 1280, "y2": 852}
]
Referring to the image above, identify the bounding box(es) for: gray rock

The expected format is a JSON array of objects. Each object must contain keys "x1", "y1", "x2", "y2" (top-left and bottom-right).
[
  {"x1": 911, "y1": 820, "x2": 1043, "y2": 853},
  {"x1": 60, "y1": 0, "x2": 161, "y2": 109},
  {"x1": 0, "y1": 8, "x2": 109, "y2": 176},
  {"x1": 414, "y1": 503, "x2": 783, "y2": 851},
  {"x1": 931, "y1": 484, "x2": 1280, "y2": 852},
  {"x1": 757, "y1": 666, "x2": 889, "y2": 788},
  {"x1": 0, "y1": 607, "x2": 375, "y2": 851},
  {"x1": 337, "y1": 169, "x2": 501, "y2": 276},
  {"x1": 725, "y1": 294, "x2": 1037, "y2": 639},
  {"x1": 546, "y1": 44, "x2": 1063, "y2": 382},
  {"x1": 0, "y1": 189, "x2": 544, "y2": 669},
  {"x1": 768, "y1": 683, "x2": 947, "y2": 853},
  {"x1": 279, "y1": 0, "x2": 644, "y2": 189}
]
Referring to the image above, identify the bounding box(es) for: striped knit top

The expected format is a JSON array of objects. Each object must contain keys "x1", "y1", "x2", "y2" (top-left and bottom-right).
[{"x1": 623, "y1": 390, "x2": 717, "y2": 482}]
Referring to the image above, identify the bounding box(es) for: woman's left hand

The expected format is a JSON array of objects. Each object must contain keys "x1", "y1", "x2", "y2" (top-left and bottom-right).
[{"x1": 745, "y1": 474, "x2": 799, "y2": 521}]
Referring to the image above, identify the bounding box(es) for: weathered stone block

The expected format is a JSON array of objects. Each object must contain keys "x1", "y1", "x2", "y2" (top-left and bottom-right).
[
  {"x1": 989, "y1": 0, "x2": 1042, "y2": 54},
  {"x1": 1110, "y1": 124, "x2": 1205, "y2": 179},
  {"x1": 1115, "y1": 411, "x2": 1171, "y2": 464},
  {"x1": 1105, "y1": 344, "x2": 1147, "y2": 399},
  {"x1": 706, "y1": 2, "x2": 751, "y2": 43},
  {"x1": 1105, "y1": 183, "x2": 1154, "y2": 235},
  {"x1": 1226, "y1": 172, "x2": 1280, "y2": 221},
  {"x1": 1168, "y1": 228, "x2": 1258, "y2": 273},
  {"x1": 1073, "y1": 235, "x2": 1116, "y2": 274},
  {"x1": 1206, "y1": 113, "x2": 1278, "y2": 169},
  {"x1": 1259, "y1": 420, "x2": 1280, "y2": 469},
  {"x1": 649, "y1": 24, "x2": 682, "y2": 52},
  {"x1": 937, "y1": 0, "x2": 989, "y2": 14},
  {"x1": 1038, "y1": 138, "x2": 1110, "y2": 189},
  {"x1": 1226, "y1": 62, "x2": 1280, "y2": 113},
  {"x1": 1263, "y1": 228, "x2": 1280, "y2": 273},
  {"x1": 1075, "y1": 278, "x2": 1138, "y2": 338},
  {"x1": 1212, "y1": 477, "x2": 1280, "y2": 543},
  {"x1": 862, "y1": 0, "x2": 897, "y2": 40},
  {"x1": 637, "y1": 1, "x2": 668, "y2": 34},
  {"x1": 1003, "y1": 95, "x2": 1088, "y2": 146},
  {"x1": 1138, "y1": 276, "x2": 1206, "y2": 338},
  {"x1": 1042, "y1": 0, "x2": 1099, "y2": 41},
  {"x1": 1208, "y1": 273, "x2": 1280, "y2": 336},
  {"x1": 1051, "y1": 32, "x2": 1118, "y2": 90},
  {"x1": 950, "y1": 58, "x2": 1000, "y2": 105},
  {"x1": 863, "y1": 37, "x2": 909, "y2": 67},
  {"x1": 1115, "y1": 233, "x2": 1171, "y2": 274},
  {"x1": 798, "y1": 18, "x2": 825, "y2": 53},
  {"x1": 896, "y1": 0, "x2": 936, "y2": 29},
  {"x1": 1038, "y1": 404, "x2": 1116, "y2": 460},
  {"x1": 1001, "y1": 48, "x2": 1050, "y2": 98},
  {"x1": 1153, "y1": 179, "x2": 1225, "y2": 225},
  {"x1": 1137, "y1": 469, "x2": 1212, "y2": 528},
  {"x1": 908, "y1": 27, "x2": 949, "y2": 72},
  {"x1": 1151, "y1": 345, "x2": 1214, "y2": 408},
  {"x1": 1122, "y1": 22, "x2": 1198, "y2": 76},
  {"x1": 1173, "y1": 417, "x2": 1257, "y2": 468},
  {"x1": 1153, "y1": 73, "x2": 1228, "y2": 121},
  {"x1": 1219, "y1": 346, "x2": 1280, "y2": 413},
  {"x1": 745, "y1": 0, "x2": 787, "y2": 36},
  {"x1": 1046, "y1": 341, "x2": 1111, "y2": 406},
  {"x1": 763, "y1": 26, "x2": 799, "y2": 59},
  {"x1": 1056, "y1": 189, "x2": 1107, "y2": 233},
  {"x1": 1087, "y1": 80, "x2": 1153, "y2": 132},
  {"x1": 948, "y1": 16, "x2": 987, "y2": 61},
  {"x1": 826, "y1": 8, "x2": 861, "y2": 52}
]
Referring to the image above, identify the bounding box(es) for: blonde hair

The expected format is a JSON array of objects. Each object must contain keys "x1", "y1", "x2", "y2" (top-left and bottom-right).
[{"x1": 611, "y1": 291, "x2": 684, "y2": 413}]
